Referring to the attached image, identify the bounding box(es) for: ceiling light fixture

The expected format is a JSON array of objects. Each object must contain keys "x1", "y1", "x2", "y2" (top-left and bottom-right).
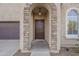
[{"x1": 38, "y1": 8, "x2": 42, "y2": 15}]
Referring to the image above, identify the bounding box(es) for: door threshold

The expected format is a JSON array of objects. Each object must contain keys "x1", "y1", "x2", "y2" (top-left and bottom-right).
[{"x1": 35, "y1": 39, "x2": 45, "y2": 41}]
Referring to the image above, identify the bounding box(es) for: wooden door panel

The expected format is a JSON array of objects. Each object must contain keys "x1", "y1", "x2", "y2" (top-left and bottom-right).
[{"x1": 35, "y1": 20, "x2": 44, "y2": 39}]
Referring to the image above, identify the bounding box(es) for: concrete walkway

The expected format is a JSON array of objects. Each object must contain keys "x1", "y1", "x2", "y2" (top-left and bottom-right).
[
  {"x1": 31, "y1": 39, "x2": 50, "y2": 56},
  {"x1": 0, "y1": 40, "x2": 19, "y2": 56}
]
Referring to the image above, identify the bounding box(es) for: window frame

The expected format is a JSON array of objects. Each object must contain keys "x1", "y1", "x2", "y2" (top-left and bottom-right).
[{"x1": 66, "y1": 8, "x2": 79, "y2": 39}]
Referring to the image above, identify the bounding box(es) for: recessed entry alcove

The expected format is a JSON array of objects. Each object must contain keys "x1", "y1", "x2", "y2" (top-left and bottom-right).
[{"x1": 20, "y1": 3, "x2": 60, "y2": 54}]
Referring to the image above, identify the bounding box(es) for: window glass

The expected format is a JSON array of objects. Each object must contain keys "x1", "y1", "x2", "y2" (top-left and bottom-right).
[{"x1": 67, "y1": 10, "x2": 78, "y2": 35}]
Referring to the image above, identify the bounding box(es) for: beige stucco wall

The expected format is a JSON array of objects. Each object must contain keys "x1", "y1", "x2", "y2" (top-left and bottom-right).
[
  {"x1": 0, "y1": 3, "x2": 25, "y2": 21},
  {"x1": 61, "y1": 3, "x2": 79, "y2": 47}
]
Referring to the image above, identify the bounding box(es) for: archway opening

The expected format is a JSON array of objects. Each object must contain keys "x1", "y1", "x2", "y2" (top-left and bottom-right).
[
  {"x1": 32, "y1": 7, "x2": 49, "y2": 40},
  {"x1": 30, "y1": 5, "x2": 50, "y2": 55}
]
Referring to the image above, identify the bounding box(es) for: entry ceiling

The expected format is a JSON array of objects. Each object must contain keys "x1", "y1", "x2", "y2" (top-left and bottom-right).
[{"x1": 32, "y1": 7, "x2": 48, "y2": 15}]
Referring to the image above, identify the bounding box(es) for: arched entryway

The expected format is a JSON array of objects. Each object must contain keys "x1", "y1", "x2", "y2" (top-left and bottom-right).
[
  {"x1": 20, "y1": 3, "x2": 61, "y2": 55},
  {"x1": 30, "y1": 6, "x2": 50, "y2": 55},
  {"x1": 32, "y1": 7, "x2": 48, "y2": 40}
]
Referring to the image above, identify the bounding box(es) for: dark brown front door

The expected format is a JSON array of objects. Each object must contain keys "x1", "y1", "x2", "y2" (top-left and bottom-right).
[{"x1": 35, "y1": 20, "x2": 44, "y2": 39}]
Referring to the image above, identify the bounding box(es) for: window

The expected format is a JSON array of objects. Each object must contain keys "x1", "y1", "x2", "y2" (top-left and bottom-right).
[{"x1": 66, "y1": 9, "x2": 79, "y2": 38}]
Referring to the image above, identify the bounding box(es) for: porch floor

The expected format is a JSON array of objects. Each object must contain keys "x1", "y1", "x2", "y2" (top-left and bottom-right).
[{"x1": 31, "y1": 39, "x2": 50, "y2": 56}]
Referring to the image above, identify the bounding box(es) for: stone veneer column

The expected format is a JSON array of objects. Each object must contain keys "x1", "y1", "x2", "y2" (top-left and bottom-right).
[
  {"x1": 22, "y1": 4, "x2": 31, "y2": 53},
  {"x1": 49, "y1": 4, "x2": 58, "y2": 53}
]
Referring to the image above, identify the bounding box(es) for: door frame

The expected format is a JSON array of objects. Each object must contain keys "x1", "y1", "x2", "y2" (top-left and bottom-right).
[{"x1": 35, "y1": 19, "x2": 45, "y2": 39}]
